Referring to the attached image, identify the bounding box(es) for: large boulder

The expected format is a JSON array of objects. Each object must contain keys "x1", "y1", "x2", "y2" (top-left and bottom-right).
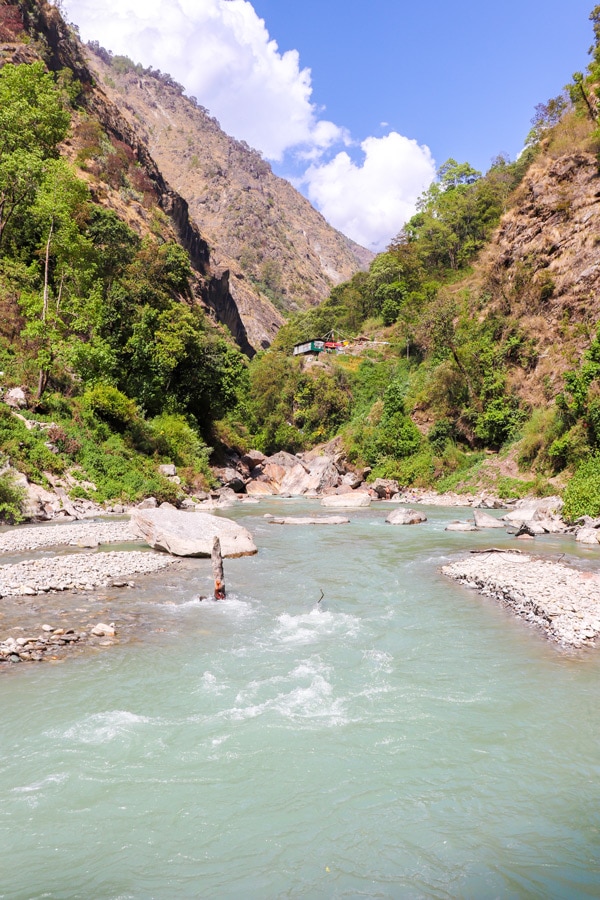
[
  {"x1": 3, "y1": 387, "x2": 27, "y2": 409},
  {"x1": 341, "y1": 471, "x2": 363, "y2": 489},
  {"x1": 445, "y1": 521, "x2": 478, "y2": 532},
  {"x1": 370, "y1": 478, "x2": 400, "y2": 499},
  {"x1": 245, "y1": 480, "x2": 276, "y2": 497},
  {"x1": 130, "y1": 508, "x2": 257, "y2": 557},
  {"x1": 473, "y1": 509, "x2": 505, "y2": 529},
  {"x1": 385, "y1": 507, "x2": 427, "y2": 525},
  {"x1": 503, "y1": 496, "x2": 564, "y2": 525},
  {"x1": 214, "y1": 467, "x2": 246, "y2": 493},
  {"x1": 280, "y1": 455, "x2": 340, "y2": 495},
  {"x1": 241, "y1": 449, "x2": 266, "y2": 469},
  {"x1": 321, "y1": 493, "x2": 371, "y2": 509},
  {"x1": 575, "y1": 527, "x2": 600, "y2": 545}
]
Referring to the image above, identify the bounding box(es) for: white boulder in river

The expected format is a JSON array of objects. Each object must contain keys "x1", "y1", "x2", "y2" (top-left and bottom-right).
[
  {"x1": 321, "y1": 493, "x2": 371, "y2": 509},
  {"x1": 385, "y1": 508, "x2": 427, "y2": 525},
  {"x1": 130, "y1": 508, "x2": 257, "y2": 557}
]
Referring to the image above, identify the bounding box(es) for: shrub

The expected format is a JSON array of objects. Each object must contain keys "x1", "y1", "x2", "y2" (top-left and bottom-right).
[
  {"x1": 0, "y1": 471, "x2": 24, "y2": 523},
  {"x1": 82, "y1": 384, "x2": 138, "y2": 431},
  {"x1": 547, "y1": 423, "x2": 589, "y2": 471},
  {"x1": 150, "y1": 413, "x2": 212, "y2": 485},
  {"x1": 563, "y1": 456, "x2": 600, "y2": 521}
]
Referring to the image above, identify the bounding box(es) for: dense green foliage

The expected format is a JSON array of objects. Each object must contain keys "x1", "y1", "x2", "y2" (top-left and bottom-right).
[
  {"x1": 0, "y1": 61, "x2": 244, "y2": 503},
  {"x1": 4, "y1": 8, "x2": 600, "y2": 516},
  {"x1": 0, "y1": 470, "x2": 25, "y2": 524}
]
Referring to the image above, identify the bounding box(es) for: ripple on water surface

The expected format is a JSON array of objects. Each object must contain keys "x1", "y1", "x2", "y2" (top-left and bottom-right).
[{"x1": 2, "y1": 501, "x2": 600, "y2": 898}]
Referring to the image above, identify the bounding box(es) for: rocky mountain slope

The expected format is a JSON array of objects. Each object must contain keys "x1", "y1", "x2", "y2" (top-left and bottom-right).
[
  {"x1": 2, "y1": 0, "x2": 370, "y2": 355},
  {"x1": 82, "y1": 46, "x2": 372, "y2": 322},
  {"x1": 477, "y1": 114, "x2": 600, "y2": 407}
]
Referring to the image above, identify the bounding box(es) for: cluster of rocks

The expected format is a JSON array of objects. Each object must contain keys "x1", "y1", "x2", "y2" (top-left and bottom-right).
[
  {"x1": 214, "y1": 447, "x2": 368, "y2": 499},
  {"x1": 0, "y1": 549, "x2": 175, "y2": 597},
  {"x1": 442, "y1": 551, "x2": 600, "y2": 648},
  {"x1": 0, "y1": 622, "x2": 116, "y2": 665},
  {"x1": 384, "y1": 497, "x2": 583, "y2": 542}
]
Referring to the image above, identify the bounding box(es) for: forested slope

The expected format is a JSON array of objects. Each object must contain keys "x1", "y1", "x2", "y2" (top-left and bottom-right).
[{"x1": 218, "y1": 6, "x2": 600, "y2": 519}]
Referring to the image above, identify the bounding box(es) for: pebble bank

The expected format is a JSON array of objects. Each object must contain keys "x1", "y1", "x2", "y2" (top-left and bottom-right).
[{"x1": 442, "y1": 551, "x2": 600, "y2": 647}]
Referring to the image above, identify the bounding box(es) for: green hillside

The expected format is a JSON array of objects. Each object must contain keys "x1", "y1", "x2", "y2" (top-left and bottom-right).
[{"x1": 2, "y1": 0, "x2": 600, "y2": 523}]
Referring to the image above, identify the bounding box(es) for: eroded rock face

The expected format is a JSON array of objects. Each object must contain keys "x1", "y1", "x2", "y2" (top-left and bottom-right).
[{"x1": 130, "y1": 508, "x2": 257, "y2": 557}]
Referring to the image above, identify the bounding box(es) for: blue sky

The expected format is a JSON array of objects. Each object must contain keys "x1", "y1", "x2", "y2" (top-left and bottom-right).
[
  {"x1": 251, "y1": 0, "x2": 593, "y2": 174},
  {"x1": 64, "y1": 0, "x2": 594, "y2": 250}
]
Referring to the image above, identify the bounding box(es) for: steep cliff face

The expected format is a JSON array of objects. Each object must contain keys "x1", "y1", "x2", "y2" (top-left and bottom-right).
[
  {"x1": 82, "y1": 48, "x2": 373, "y2": 314},
  {"x1": 1, "y1": 0, "x2": 282, "y2": 353},
  {"x1": 474, "y1": 118, "x2": 600, "y2": 406}
]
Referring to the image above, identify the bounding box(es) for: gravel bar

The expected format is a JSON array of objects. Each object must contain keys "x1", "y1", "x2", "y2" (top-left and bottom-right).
[
  {"x1": 442, "y1": 550, "x2": 600, "y2": 647},
  {"x1": 0, "y1": 521, "x2": 137, "y2": 553},
  {"x1": 0, "y1": 550, "x2": 176, "y2": 596}
]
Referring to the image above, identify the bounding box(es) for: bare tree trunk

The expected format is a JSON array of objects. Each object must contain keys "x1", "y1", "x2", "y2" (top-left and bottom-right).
[
  {"x1": 41, "y1": 219, "x2": 54, "y2": 324},
  {"x1": 37, "y1": 219, "x2": 54, "y2": 400},
  {"x1": 211, "y1": 536, "x2": 226, "y2": 600}
]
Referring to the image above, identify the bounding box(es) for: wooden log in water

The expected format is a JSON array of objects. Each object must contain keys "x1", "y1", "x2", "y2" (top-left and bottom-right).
[{"x1": 211, "y1": 536, "x2": 226, "y2": 600}]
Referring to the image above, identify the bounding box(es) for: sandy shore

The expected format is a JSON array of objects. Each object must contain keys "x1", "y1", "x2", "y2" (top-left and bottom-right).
[{"x1": 442, "y1": 550, "x2": 600, "y2": 648}]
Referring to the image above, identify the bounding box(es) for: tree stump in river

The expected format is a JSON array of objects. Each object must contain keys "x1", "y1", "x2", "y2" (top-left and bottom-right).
[{"x1": 211, "y1": 536, "x2": 226, "y2": 600}]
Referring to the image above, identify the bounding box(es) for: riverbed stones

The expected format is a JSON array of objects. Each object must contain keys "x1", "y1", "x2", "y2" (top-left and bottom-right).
[
  {"x1": 0, "y1": 550, "x2": 174, "y2": 597},
  {"x1": 385, "y1": 508, "x2": 427, "y2": 525},
  {"x1": 445, "y1": 521, "x2": 478, "y2": 532},
  {"x1": 91, "y1": 623, "x2": 115, "y2": 637},
  {"x1": 442, "y1": 551, "x2": 600, "y2": 647},
  {"x1": 0, "y1": 521, "x2": 136, "y2": 554},
  {"x1": 130, "y1": 508, "x2": 257, "y2": 557},
  {"x1": 321, "y1": 493, "x2": 371, "y2": 509}
]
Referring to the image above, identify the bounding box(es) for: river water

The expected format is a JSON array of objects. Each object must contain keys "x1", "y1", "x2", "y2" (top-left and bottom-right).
[{"x1": 1, "y1": 501, "x2": 600, "y2": 899}]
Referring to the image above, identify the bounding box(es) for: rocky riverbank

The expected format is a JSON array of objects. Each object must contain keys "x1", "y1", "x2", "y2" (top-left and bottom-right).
[
  {"x1": 442, "y1": 550, "x2": 600, "y2": 648},
  {"x1": 0, "y1": 520, "x2": 136, "y2": 554},
  {"x1": 0, "y1": 549, "x2": 175, "y2": 596}
]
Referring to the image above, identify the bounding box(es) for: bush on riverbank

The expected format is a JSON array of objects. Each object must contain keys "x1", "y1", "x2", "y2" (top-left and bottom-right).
[
  {"x1": 0, "y1": 398, "x2": 213, "y2": 505},
  {"x1": 0, "y1": 471, "x2": 25, "y2": 524},
  {"x1": 562, "y1": 455, "x2": 600, "y2": 521}
]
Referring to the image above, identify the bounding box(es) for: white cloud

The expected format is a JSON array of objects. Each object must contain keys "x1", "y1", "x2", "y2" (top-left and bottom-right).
[
  {"x1": 304, "y1": 133, "x2": 436, "y2": 252},
  {"x1": 63, "y1": 0, "x2": 436, "y2": 250},
  {"x1": 63, "y1": 0, "x2": 344, "y2": 161}
]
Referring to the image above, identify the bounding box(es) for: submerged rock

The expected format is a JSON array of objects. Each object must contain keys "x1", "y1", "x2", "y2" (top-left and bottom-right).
[
  {"x1": 130, "y1": 508, "x2": 257, "y2": 557},
  {"x1": 445, "y1": 521, "x2": 478, "y2": 532},
  {"x1": 268, "y1": 515, "x2": 349, "y2": 526},
  {"x1": 321, "y1": 493, "x2": 371, "y2": 509},
  {"x1": 385, "y1": 508, "x2": 427, "y2": 525}
]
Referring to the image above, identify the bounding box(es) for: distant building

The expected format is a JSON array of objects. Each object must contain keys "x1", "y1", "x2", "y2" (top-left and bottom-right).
[{"x1": 293, "y1": 340, "x2": 325, "y2": 356}]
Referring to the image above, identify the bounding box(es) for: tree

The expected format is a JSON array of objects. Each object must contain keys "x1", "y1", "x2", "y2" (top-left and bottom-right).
[
  {"x1": 0, "y1": 62, "x2": 71, "y2": 250},
  {"x1": 18, "y1": 158, "x2": 92, "y2": 397}
]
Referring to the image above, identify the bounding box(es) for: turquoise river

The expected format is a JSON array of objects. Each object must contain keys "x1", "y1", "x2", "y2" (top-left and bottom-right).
[{"x1": 1, "y1": 501, "x2": 599, "y2": 899}]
